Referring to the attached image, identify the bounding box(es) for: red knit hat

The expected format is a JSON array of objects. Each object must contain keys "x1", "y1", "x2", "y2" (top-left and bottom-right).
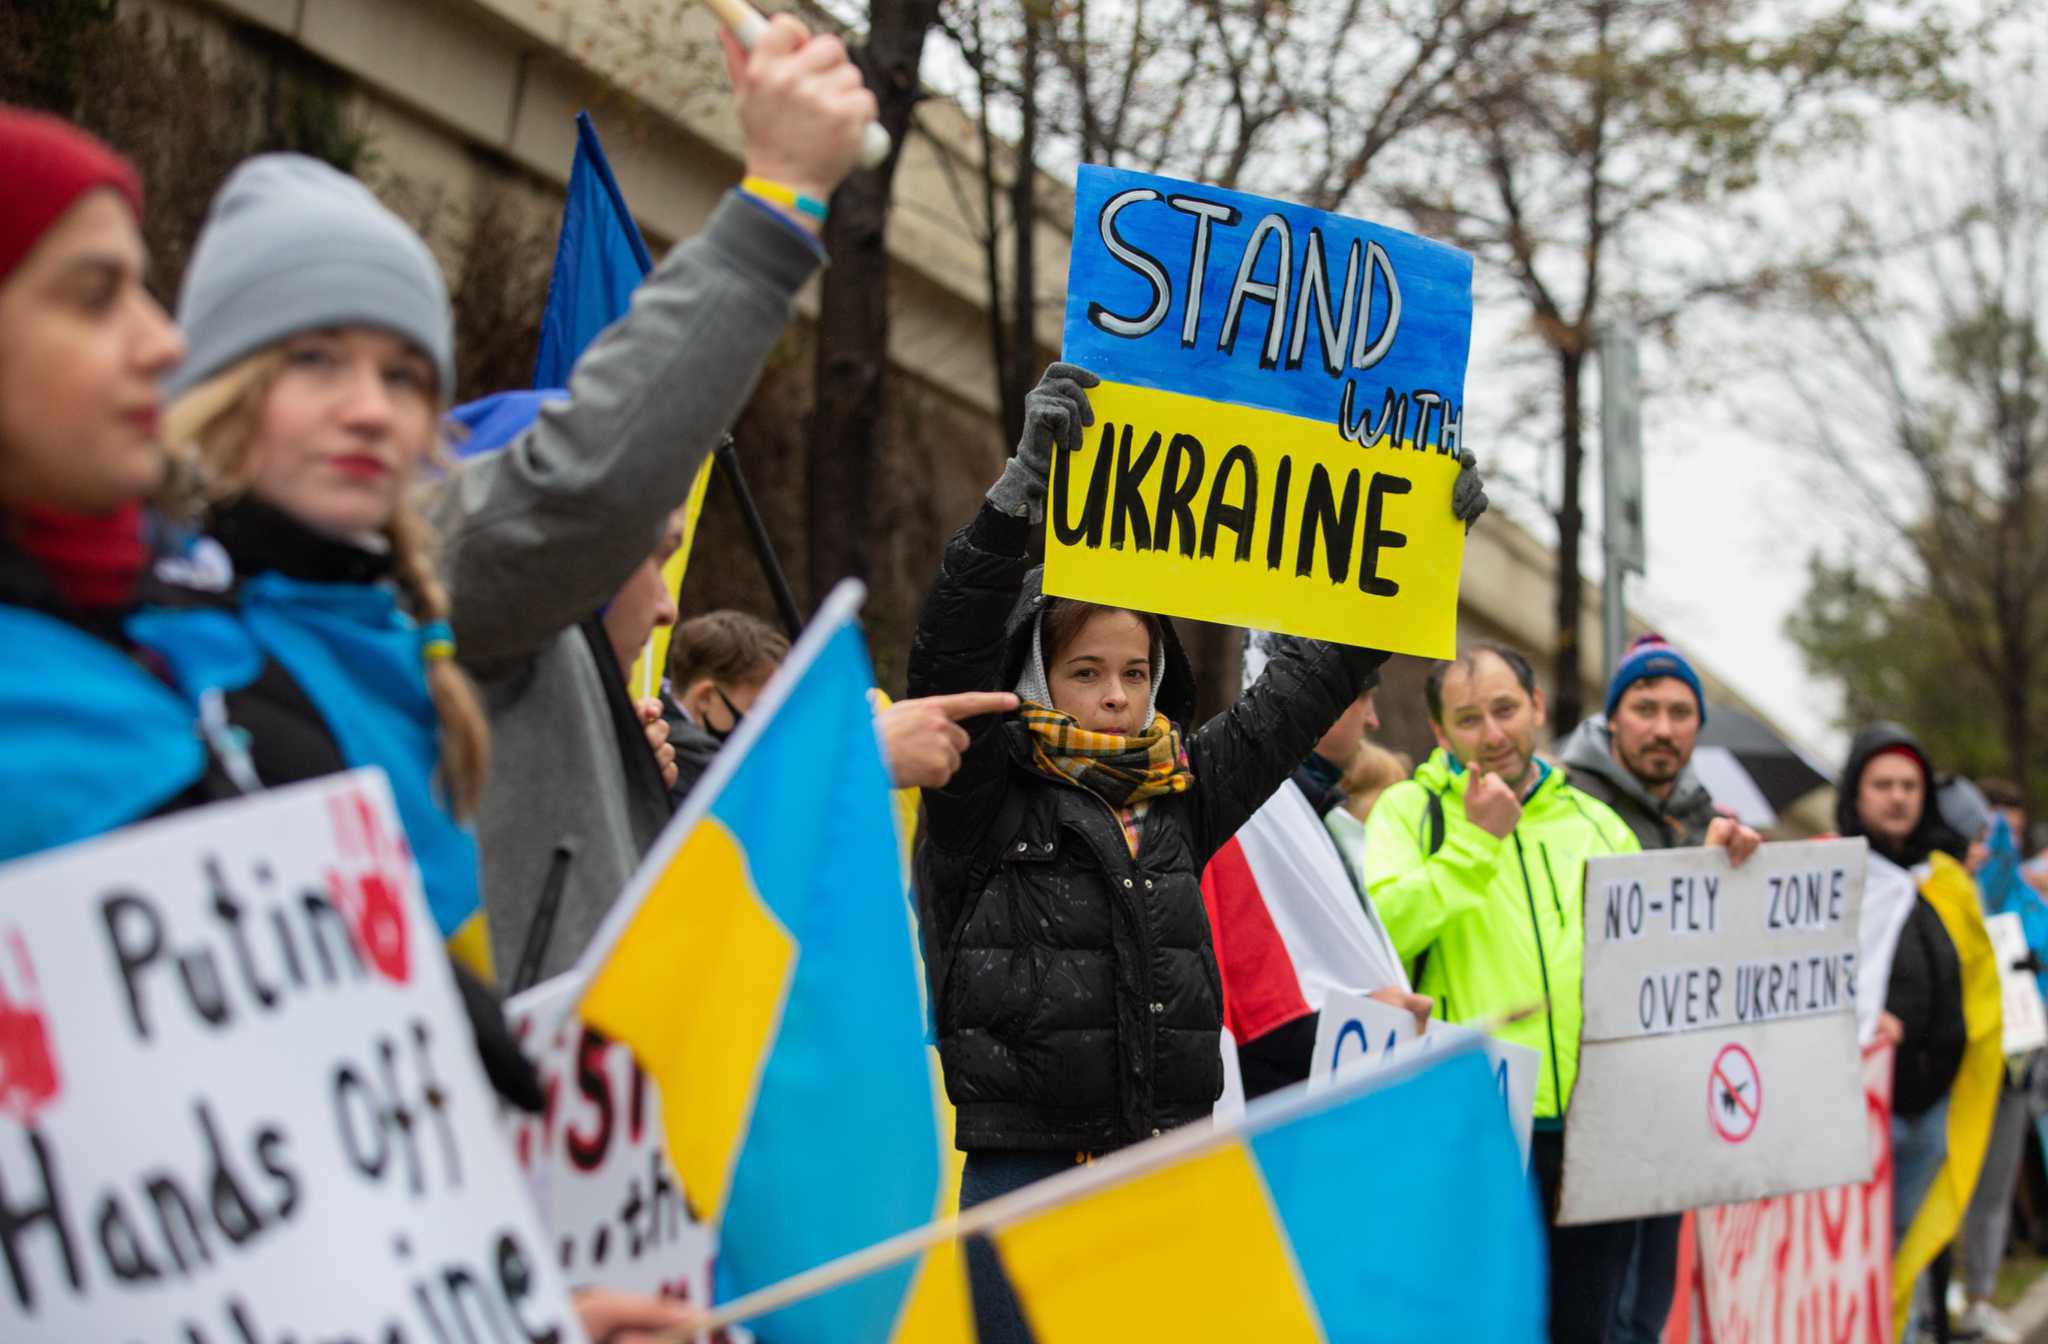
[{"x1": 0, "y1": 106, "x2": 143, "y2": 284}]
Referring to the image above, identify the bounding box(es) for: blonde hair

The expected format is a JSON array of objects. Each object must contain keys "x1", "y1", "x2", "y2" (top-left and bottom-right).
[
  {"x1": 1340, "y1": 740, "x2": 1413, "y2": 824},
  {"x1": 163, "y1": 352, "x2": 492, "y2": 818}
]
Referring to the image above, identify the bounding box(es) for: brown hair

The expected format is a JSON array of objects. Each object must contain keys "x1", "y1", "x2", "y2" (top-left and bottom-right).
[
  {"x1": 1340, "y1": 741, "x2": 1413, "y2": 823},
  {"x1": 161, "y1": 352, "x2": 492, "y2": 818},
  {"x1": 1039, "y1": 598, "x2": 1166, "y2": 668},
  {"x1": 667, "y1": 610, "x2": 789, "y2": 692},
  {"x1": 1981, "y1": 778, "x2": 2025, "y2": 812}
]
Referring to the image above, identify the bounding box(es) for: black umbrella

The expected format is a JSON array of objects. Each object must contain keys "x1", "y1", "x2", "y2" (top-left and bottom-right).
[{"x1": 1694, "y1": 705, "x2": 1833, "y2": 814}]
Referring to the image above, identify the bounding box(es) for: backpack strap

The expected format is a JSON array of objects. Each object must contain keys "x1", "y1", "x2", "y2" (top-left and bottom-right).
[{"x1": 1410, "y1": 786, "x2": 1449, "y2": 993}]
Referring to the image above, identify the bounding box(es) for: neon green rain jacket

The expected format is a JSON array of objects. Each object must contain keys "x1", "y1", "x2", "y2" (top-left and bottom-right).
[{"x1": 1363, "y1": 749, "x2": 1639, "y2": 1121}]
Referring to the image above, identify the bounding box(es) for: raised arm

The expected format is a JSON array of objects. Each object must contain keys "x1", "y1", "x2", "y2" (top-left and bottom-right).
[
  {"x1": 908, "y1": 364, "x2": 1096, "y2": 848},
  {"x1": 430, "y1": 16, "x2": 875, "y2": 665},
  {"x1": 1188, "y1": 637, "x2": 1388, "y2": 859}
]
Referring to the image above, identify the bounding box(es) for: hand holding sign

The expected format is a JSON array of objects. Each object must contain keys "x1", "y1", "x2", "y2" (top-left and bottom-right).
[
  {"x1": 989, "y1": 363, "x2": 1100, "y2": 522},
  {"x1": 1706, "y1": 814, "x2": 1763, "y2": 866}
]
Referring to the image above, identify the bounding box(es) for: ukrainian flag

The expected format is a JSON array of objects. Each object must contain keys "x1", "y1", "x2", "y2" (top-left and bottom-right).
[
  {"x1": 1894, "y1": 852, "x2": 2003, "y2": 1336},
  {"x1": 530, "y1": 109, "x2": 714, "y2": 697},
  {"x1": 991, "y1": 1047, "x2": 1544, "y2": 1341},
  {"x1": 575, "y1": 582, "x2": 952, "y2": 1343}
]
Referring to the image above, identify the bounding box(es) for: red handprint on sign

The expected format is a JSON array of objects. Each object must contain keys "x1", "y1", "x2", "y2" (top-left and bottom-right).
[
  {"x1": 0, "y1": 931, "x2": 60, "y2": 1124},
  {"x1": 326, "y1": 790, "x2": 413, "y2": 985}
]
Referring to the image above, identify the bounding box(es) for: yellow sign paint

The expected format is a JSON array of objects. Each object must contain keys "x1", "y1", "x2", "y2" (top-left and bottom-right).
[{"x1": 1043, "y1": 379, "x2": 1463, "y2": 658}]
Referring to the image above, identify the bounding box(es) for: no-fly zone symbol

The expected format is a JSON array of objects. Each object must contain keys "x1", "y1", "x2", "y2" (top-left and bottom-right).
[{"x1": 1708, "y1": 1042, "x2": 1761, "y2": 1144}]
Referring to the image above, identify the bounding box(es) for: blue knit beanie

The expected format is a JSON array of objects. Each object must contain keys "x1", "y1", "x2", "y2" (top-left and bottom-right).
[
  {"x1": 167, "y1": 154, "x2": 454, "y2": 400},
  {"x1": 1605, "y1": 633, "x2": 1706, "y2": 724}
]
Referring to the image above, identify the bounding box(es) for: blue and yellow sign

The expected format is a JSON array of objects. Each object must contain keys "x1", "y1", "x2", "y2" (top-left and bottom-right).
[{"x1": 1052, "y1": 166, "x2": 1474, "y2": 656}]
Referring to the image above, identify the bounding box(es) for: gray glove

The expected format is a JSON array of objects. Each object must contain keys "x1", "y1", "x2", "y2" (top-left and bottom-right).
[
  {"x1": 987, "y1": 362, "x2": 1100, "y2": 520},
  {"x1": 1452, "y1": 449, "x2": 1488, "y2": 532}
]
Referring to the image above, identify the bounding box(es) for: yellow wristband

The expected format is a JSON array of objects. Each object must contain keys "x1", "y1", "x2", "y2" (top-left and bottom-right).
[{"x1": 741, "y1": 175, "x2": 828, "y2": 222}]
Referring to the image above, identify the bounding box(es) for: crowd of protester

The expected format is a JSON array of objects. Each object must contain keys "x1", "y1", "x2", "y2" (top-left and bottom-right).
[{"x1": 4, "y1": 10, "x2": 2047, "y2": 1339}]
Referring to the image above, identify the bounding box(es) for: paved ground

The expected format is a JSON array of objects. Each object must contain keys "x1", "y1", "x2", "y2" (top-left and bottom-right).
[{"x1": 2013, "y1": 1270, "x2": 2048, "y2": 1342}]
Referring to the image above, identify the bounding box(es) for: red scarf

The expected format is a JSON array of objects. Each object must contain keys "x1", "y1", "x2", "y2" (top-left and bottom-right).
[{"x1": 11, "y1": 502, "x2": 148, "y2": 609}]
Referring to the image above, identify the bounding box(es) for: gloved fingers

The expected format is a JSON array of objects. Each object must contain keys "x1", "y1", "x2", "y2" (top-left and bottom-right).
[
  {"x1": 1040, "y1": 361, "x2": 1101, "y2": 389},
  {"x1": 1029, "y1": 382, "x2": 1095, "y2": 454}
]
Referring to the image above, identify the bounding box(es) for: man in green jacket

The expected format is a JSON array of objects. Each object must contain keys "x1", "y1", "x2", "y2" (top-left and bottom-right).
[{"x1": 1362, "y1": 642, "x2": 1639, "y2": 1343}]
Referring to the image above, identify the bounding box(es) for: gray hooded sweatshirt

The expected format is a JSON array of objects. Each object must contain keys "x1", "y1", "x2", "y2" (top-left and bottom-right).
[
  {"x1": 426, "y1": 195, "x2": 823, "y2": 984},
  {"x1": 1558, "y1": 716, "x2": 1721, "y2": 851}
]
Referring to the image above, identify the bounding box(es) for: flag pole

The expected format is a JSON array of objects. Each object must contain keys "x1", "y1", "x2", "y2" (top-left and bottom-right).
[
  {"x1": 664, "y1": 1005, "x2": 1544, "y2": 1338},
  {"x1": 715, "y1": 434, "x2": 805, "y2": 639}
]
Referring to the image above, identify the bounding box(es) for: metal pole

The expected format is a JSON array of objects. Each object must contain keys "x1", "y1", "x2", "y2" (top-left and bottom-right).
[
  {"x1": 713, "y1": 434, "x2": 805, "y2": 640},
  {"x1": 1598, "y1": 325, "x2": 1644, "y2": 691}
]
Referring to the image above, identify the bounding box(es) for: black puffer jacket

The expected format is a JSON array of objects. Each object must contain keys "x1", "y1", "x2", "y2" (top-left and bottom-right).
[
  {"x1": 1838, "y1": 722, "x2": 1969, "y2": 1118},
  {"x1": 908, "y1": 504, "x2": 1384, "y2": 1153}
]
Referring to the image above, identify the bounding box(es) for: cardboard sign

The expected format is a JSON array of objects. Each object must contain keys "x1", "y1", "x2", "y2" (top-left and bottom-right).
[
  {"x1": 1985, "y1": 912, "x2": 2048, "y2": 1055},
  {"x1": 501, "y1": 976, "x2": 732, "y2": 1326},
  {"x1": 1309, "y1": 991, "x2": 1538, "y2": 1166},
  {"x1": 1050, "y1": 165, "x2": 1474, "y2": 656},
  {"x1": 1560, "y1": 840, "x2": 1872, "y2": 1225},
  {"x1": 0, "y1": 771, "x2": 585, "y2": 1342},
  {"x1": 1693, "y1": 1043, "x2": 1895, "y2": 1344}
]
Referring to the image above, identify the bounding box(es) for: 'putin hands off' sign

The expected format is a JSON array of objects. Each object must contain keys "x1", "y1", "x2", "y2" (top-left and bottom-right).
[
  {"x1": 1559, "y1": 838, "x2": 1872, "y2": 1226},
  {"x1": 1050, "y1": 166, "x2": 1474, "y2": 656},
  {"x1": 0, "y1": 772, "x2": 584, "y2": 1342}
]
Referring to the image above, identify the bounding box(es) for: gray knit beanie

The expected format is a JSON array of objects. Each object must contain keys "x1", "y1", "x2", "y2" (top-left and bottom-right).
[{"x1": 167, "y1": 153, "x2": 454, "y2": 399}]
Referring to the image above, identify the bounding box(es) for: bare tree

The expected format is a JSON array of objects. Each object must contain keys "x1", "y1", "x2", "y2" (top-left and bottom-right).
[
  {"x1": 1385, "y1": 0, "x2": 1963, "y2": 727},
  {"x1": 805, "y1": 0, "x2": 946, "y2": 607},
  {"x1": 1782, "y1": 37, "x2": 2047, "y2": 811}
]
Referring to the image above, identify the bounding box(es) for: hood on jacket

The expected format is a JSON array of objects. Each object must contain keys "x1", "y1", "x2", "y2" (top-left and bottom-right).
[
  {"x1": 1002, "y1": 566, "x2": 1194, "y2": 728},
  {"x1": 1837, "y1": 721, "x2": 1965, "y2": 867},
  {"x1": 1558, "y1": 716, "x2": 1715, "y2": 821}
]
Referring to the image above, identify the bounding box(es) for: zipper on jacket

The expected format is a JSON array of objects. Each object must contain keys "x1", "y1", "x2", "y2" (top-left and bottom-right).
[
  {"x1": 1538, "y1": 841, "x2": 1566, "y2": 921},
  {"x1": 1040, "y1": 766, "x2": 1161, "y2": 1133},
  {"x1": 1513, "y1": 832, "x2": 1566, "y2": 1115}
]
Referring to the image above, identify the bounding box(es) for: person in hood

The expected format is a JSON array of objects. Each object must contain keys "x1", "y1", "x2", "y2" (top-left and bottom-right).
[
  {"x1": 1559, "y1": 633, "x2": 1761, "y2": 1343},
  {"x1": 1363, "y1": 641, "x2": 1642, "y2": 1342},
  {"x1": 907, "y1": 362, "x2": 1487, "y2": 1342},
  {"x1": 1839, "y1": 723, "x2": 2001, "y2": 1337}
]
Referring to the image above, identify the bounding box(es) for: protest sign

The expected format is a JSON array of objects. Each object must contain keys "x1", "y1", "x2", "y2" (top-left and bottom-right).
[
  {"x1": 1560, "y1": 839, "x2": 1871, "y2": 1225},
  {"x1": 1986, "y1": 912, "x2": 2048, "y2": 1055},
  {"x1": 500, "y1": 975, "x2": 729, "y2": 1323},
  {"x1": 1308, "y1": 991, "x2": 1538, "y2": 1166},
  {"x1": 0, "y1": 771, "x2": 585, "y2": 1343},
  {"x1": 1051, "y1": 165, "x2": 1474, "y2": 656},
  {"x1": 1691, "y1": 1043, "x2": 1895, "y2": 1344}
]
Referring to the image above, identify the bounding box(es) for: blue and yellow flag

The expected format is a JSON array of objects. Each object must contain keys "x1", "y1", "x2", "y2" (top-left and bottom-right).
[
  {"x1": 535, "y1": 110, "x2": 654, "y2": 386},
  {"x1": 990, "y1": 1048, "x2": 1544, "y2": 1342},
  {"x1": 532, "y1": 110, "x2": 714, "y2": 695},
  {"x1": 575, "y1": 581, "x2": 948, "y2": 1343},
  {"x1": 1895, "y1": 852, "x2": 2002, "y2": 1336}
]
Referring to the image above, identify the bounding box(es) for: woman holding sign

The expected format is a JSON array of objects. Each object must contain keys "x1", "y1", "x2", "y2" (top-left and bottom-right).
[{"x1": 907, "y1": 362, "x2": 1486, "y2": 1339}]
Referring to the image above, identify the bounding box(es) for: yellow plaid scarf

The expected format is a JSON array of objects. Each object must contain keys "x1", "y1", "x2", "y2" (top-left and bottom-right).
[{"x1": 1018, "y1": 704, "x2": 1192, "y2": 855}]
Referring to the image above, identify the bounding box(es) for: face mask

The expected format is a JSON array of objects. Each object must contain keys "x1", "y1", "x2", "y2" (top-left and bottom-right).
[{"x1": 705, "y1": 684, "x2": 747, "y2": 744}]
